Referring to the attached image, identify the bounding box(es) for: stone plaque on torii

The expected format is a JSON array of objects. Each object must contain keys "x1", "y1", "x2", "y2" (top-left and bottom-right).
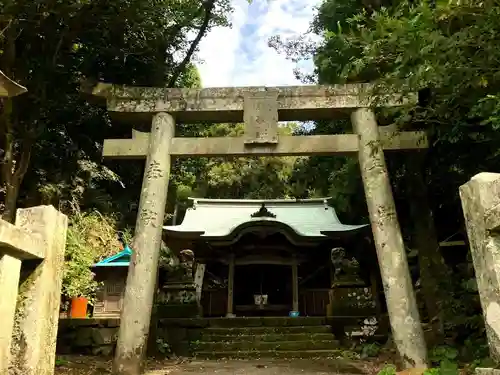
[{"x1": 87, "y1": 82, "x2": 429, "y2": 374}]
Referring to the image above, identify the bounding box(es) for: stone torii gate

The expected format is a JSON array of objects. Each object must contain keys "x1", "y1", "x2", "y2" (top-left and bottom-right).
[{"x1": 89, "y1": 83, "x2": 429, "y2": 374}]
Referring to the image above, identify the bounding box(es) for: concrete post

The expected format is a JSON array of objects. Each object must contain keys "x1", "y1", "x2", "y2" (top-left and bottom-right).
[
  {"x1": 460, "y1": 173, "x2": 500, "y2": 364},
  {"x1": 10, "y1": 205, "x2": 68, "y2": 375},
  {"x1": 351, "y1": 108, "x2": 428, "y2": 368},
  {"x1": 0, "y1": 254, "x2": 21, "y2": 373},
  {"x1": 113, "y1": 112, "x2": 174, "y2": 375}
]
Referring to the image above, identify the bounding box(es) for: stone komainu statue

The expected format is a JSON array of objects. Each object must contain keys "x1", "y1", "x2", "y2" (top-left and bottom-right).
[
  {"x1": 179, "y1": 249, "x2": 195, "y2": 281},
  {"x1": 330, "y1": 247, "x2": 346, "y2": 282}
]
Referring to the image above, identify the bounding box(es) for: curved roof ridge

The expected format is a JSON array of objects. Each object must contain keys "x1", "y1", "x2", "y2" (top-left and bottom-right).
[
  {"x1": 190, "y1": 197, "x2": 332, "y2": 205},
  {"x1": 163, "y1": 197, "x2": 369, "y2": 240}
]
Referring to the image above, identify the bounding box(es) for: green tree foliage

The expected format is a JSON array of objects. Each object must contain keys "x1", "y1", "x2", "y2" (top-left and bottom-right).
[
  {"x1": 0, "y1": 0, "x2": 234, "y2": 303},
  {"x1": 270, "y1": 0, "x2": 497, "y2": 352},
  {"x1": 189, "y1": 122, "x2": 301, "y2": 199},
  {"x1": 0, "y1": 0, "x2": 231, "y2": 222},
  {"x1": 63, "y1": 210, "x2": 133, "y2": 300}
]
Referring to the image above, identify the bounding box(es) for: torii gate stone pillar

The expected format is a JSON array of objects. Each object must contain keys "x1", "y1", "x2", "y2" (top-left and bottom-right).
[
  {"x1": 460, "y1": 173, "x2": 500, "y2": 374},
  {"x1": 112, "y1": 113, "x2": 174, "y2": 374},
  {"x1": 87, "y1": 83, "x2": 429, "y2": 374},
  {"x1": 352, "y1": 108, "x2": 427, "y2": 368}
]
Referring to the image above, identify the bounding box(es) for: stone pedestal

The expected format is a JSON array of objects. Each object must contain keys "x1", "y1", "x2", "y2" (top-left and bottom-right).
[
  {"x1": 460, "y1": 172, "x2": 500, "y2": 363},
  {"x1": 159, "y1": 282, "x2": 197, "y2": 305}
]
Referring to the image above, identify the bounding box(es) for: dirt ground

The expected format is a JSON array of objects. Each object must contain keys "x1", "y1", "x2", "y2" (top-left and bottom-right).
[{"x1": 54, "y1": 355, "x2": 388, "y2": 375}]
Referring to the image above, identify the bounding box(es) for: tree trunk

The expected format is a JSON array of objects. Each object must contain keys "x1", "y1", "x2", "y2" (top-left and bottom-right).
[
  {"x1": 1, "y1": 132, "x2": 34, "y2": 223},
  {"x1": 2, "y1": 182, "x2": 20, "y2": 223},
  {"x1": 405, "y1": 151, "x2": 448, "y2": 345}
]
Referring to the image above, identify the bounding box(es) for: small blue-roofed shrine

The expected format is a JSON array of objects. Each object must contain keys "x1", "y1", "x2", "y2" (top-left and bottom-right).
[
  {"x1": 94, "y1": 245, "x2": 132, "y2": 267},
  {"x1": 162, "y1": 197, "x2": 381, "y2": 319},
  {"x1": 92, "y1": 245, "x2": 132, "y2": 318}
]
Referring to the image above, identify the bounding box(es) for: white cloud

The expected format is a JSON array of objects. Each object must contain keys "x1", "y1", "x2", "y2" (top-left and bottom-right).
[
  {"x1": 195, "y1": 0, "x2": 249, "y2": 87},
  {"x1": 196, "y1": 0, "x2": 322, "y2": 88}
]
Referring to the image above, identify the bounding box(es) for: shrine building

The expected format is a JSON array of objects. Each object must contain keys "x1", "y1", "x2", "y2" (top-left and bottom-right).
[{"x1": 163, "y1": 197, "x2": 381, "y2": 319}]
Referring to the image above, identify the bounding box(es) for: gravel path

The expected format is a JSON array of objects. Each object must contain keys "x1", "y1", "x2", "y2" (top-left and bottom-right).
[
  {"x1": 54, "y1": 356, "x2": 383, "y2": 375},
  {"x1": 145, "y1": 359, "x2": 368, "y2": 375}
]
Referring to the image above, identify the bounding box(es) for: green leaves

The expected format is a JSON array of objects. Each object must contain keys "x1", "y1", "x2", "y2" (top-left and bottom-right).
[{"x1": 62, "y1": 211, "x2": 130, "y2": 300}]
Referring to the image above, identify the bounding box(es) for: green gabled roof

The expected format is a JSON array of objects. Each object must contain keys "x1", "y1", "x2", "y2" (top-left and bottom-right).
[
  {"x1": 93, "y1": 245, "x2": 132, "y2": 267},
  {"x1": 163, "y1": 198, "x2": 368, "y2": 241}
]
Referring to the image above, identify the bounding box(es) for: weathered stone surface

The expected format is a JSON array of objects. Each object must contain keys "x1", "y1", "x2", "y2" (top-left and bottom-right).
[
  {"x1": 88, "y1": 83, "x2": 416, "y2": 123},
  {"x1": 56, "y1": 319, "x2": 122, "y2": 356},
  {"x1": 476, "y1": 368, "x2": 500, "y2": 375},
  {"x1": 156, "y1": 304, "x2": 199, "y2": 319},
  {"x1": 0, "y1": 254, "x2": 22, "y2": 373},
  {"x1": 73, "y1": 328, "x2": 93, "y2": 347},
  {"x1": 10, "y1": 205, "x2": 68, "y2": 375},
  {"x1": 351, "y1": 108, "x2": 427, "y2": 369},
  {"x1": 92, "y1": 328, "x2": 118, "y2": 345},
  {"x1": 113, "y1": 113, "x2": 174, "y2": 375},
  {"x1": 460, "y1": 172, "x2": 500, "y2": 363},
  {"x1": 243, "y1": 90, "x2": 279, "y2": 144},
  {"x1": 0, "y1": 219, "x2": 45, "y2": 259},
  {"x1": 195, "y1": 339, "x2": 340, "y2": 352},
  {"x1": 102, "y1": 132, "x2": 428, "y2": 159},
  {"x1": 194, "y1": 349, "x2": 344, "y2": 360}
]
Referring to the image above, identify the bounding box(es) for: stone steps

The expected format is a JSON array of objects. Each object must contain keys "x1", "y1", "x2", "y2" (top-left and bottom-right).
[
  {"x1": 201, "y1": 325, "x2": 333, "y2": 335},
  {"x1": 203, "y1": 317, "x2": 326, "y2": 328},
  {"x1": 188, "y1": 319, "x2": 340, "y2": 359},
  {"x1": 194, "y1": 339, "x2": 341, "y2": 352},
  {"x1": 194, "y1": 349, "x2": 344, "y2": 359},
  {"x1": 201, "y1": 332, "x2": 335, "y2": 342}
]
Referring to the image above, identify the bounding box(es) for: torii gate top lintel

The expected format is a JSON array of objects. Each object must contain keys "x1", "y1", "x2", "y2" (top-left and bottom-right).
[
  {"x1": 88, "y1": 82, "x2": 415, "y2": 123},
  {"x1": 89, "y1": 81, "x2": 425, "y2": 159}
]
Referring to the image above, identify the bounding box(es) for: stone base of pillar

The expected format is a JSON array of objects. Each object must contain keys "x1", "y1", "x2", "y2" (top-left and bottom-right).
[{"x1": 226, "y1": 313, "x2": 236, "y2": 318}]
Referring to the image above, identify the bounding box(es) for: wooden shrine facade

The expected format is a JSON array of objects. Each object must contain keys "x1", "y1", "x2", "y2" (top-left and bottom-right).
[{"x1": 162, "y1": 198, "x2": 380, "y2": 318}]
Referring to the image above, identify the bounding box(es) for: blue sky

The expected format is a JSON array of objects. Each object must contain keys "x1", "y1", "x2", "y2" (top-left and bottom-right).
[{"x1": 196, "y1": 0, "x2": 322, "y2": 87}]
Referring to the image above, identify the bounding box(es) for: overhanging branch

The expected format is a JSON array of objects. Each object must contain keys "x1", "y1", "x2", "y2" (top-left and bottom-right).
[{"x1": 167, "y1": 0, "x2": 216, "y2": 87}]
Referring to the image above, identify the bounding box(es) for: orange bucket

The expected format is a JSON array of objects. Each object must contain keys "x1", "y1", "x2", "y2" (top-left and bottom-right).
[{"x1": 70, "y1": 297, "x2": 88, "y2": 318}]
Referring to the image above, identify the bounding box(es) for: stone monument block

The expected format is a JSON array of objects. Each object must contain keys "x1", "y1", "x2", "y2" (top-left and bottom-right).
[
  {"x1": 460, "y1": 173, "x2": 500, "y2": 365},
  {"x1": 10, "y1": 206, "x2": 68, "y2": 375},
  {"x1": 243, "y1": 89, "x2": 279, "y2": 145}
]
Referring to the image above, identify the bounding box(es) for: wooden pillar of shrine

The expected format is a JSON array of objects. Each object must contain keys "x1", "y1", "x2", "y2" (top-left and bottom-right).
[
  {"x1": 113, "y1": 113, "x2": 175, "y2": 375},
  {"x1": 351, "y1": 107, "x2": 428, "y2": 369},
  {"x1": 291, "y1": 257, "x2": 299, "y2": 313},
  {"x1": 194, "y1": 263, "x2": 206, "y2": 317},
  {"x1": 226, "y1": 254, "x2": 235, "y2": 317}
]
